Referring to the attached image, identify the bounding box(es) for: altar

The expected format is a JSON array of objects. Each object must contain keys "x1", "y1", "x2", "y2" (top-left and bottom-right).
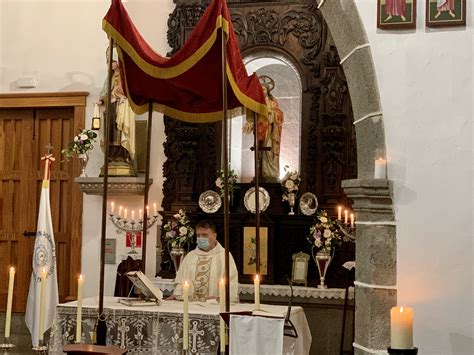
[{"x1": 49, "y1": 296, "x2": 312, "y2": 354}]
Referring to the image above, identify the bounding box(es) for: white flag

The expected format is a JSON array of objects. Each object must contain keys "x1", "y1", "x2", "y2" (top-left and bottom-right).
[{"x1": 25, "y1": 180, "x2": 59, "y2": 347}]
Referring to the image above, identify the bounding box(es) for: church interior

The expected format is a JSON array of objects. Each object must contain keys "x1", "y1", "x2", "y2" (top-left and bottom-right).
[{"x1": 0, "y1": 0, "x2": 472, "y2": 354}]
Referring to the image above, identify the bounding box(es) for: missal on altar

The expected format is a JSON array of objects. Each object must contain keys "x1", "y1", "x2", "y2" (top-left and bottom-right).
[{"x1": 118, "y1": 271, "x2": 163, "y2": 307}]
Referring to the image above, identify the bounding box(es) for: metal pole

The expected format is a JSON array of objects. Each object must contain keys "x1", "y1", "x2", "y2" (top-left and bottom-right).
[
  {"x1": 141, "y1": 102, "x2": 153, "y2": 272},
  {"x1": 97, "y1": 37, "x2": 114, "y2": 345},
  {"x1": 253, "y1": 112, "x2": 260, "y2": 276}
]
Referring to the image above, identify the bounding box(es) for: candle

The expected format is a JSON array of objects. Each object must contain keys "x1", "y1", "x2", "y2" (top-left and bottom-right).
[
  {"x1": 337, "y1": 206, "x2": 342, "y2": 221},
  {"x1": 153, "y1": 203, "x2": 157, "y2": 215},
  {"x1": 183, "y1": 281, "x2": 189, "y2": 350},
  {"x1": 139, "y1": 209, "x2": 143, "y2": 220},
  {"x1": 4, "y1": 267, "x2": 15, "y2": 338},
  {"x1": 219, "y1": 278, "x2": 226, "y2": 352},
  {"x1": 76, "y1": 274, "x2": 83, "y2": 343},
  {"x1": 124, "y1": 209, "x2": 128, "y2": 220},
  {"x1": 39, "y1": 267, "x2": 47, "y2": 341},
  {"x1": 118, "y1": 206, "x2": 123, "y2": 217},
  {"x1": 110, "y1": 202, "x2": 115, "y2": 214},
  {"x1": 254, "y1": 274, "x2": 260, "y2": 310},
  {"x1": 390, "y1": 306, "x2": 414, "y2": 349},
  {"x1": 131, "y1": 210, "x2": 135, "y2": 221},
  {"x1": 344, "y1": 210, "x2": 348, "y2": 224},
  {"x1": 350, "y1": 213, "x2": 355, "y2": 228},
  {"x1": 374, "y1": 157, "x2": 387, "y2": 179},
  {"x1": 146, "y1": 205, "x2": 149, "y2": 215}
]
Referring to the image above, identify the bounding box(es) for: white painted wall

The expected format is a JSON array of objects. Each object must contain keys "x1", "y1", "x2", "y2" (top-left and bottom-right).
[{"x1": 1, "y1": 1, "x2": 472, "y2": 354}]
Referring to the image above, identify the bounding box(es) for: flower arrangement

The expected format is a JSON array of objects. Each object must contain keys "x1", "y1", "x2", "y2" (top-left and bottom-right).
[
  {"x1": 61, "y1": 129, "x2": 98, "y2": 160},
  {"x1": 281, "y1": 166, "x2": 301, "y2": 201},
  {"x1": 307, "y1": 210, "x2": 342, "y2": 253},
  {"x1": 162, "y1": 209, "x2": 194, "y2": 249},
  {"x1": 215, "y1": 168, "x2": 239, "y2": 198}
]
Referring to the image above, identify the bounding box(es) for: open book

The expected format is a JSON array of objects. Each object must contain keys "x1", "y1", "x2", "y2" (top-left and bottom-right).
[{"x1": 118, "y1": 271, "x2": 163, "y2": 306}]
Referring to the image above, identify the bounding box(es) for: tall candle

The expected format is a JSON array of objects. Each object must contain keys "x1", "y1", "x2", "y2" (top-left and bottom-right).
[
  {"x1": 344, "y1": 210, "x2": 348, "y2": 224},
  {"x1": 124, "y1": 208, "x2": 128, "y2": 220},
  {"x1": 118, "y1": 206, "x2": 123, "y2": 217},
  {"x1": 219, "y1": 278, "x2": 226, "y2": 353},
  {"x1": 350, "y1": 213, "x2": 355, "y2": 228},
  {"x1": 39, "y1": 267, "x2": 47, "y2": 341},
  {"x1": 183, "y1": 281, "x2": 189, "y2": 350},
  {"x1": 390, "y1": 306, "x2": 414, "y2": 349},
  {"x1": 110, "y1": 202, "x2": 115, "y2": 214},
  {"x1": 76, "y1": 274, "x2": 84, "y2": 343},
  {"x1": 146, "y1": 205, "x2": 149, "y2": 215},
  {"x1": 374, "y1": 157, "x2": 387, "y2": 179},
  {"x1": 153, "y1": 203, "x2": 157, "y2": 215},
  {"x1": 254, "y1": 274, "x2": 260, "y2": 310},
  {"x1": 131, "y1": 210, "x2": 135, "y2": 221},
  {"x1": 139, "y1": 209, "x2": 143, "y2": 220},
  {"x1": 337, "y1": 206, "x2": 342, "y2": 221},
  {"x1": 4, "y1": 267, "x2": 15, "y2": 338}
]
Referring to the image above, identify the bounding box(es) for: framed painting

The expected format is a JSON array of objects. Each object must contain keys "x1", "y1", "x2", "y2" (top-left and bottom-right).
[
  {"x1": 426, "y1": 0, "x2": 466, "y2": 27},
  {"x1": 377, "y1": 0, "x2": 417, "y2": 29},
  {"x1": 243, "y1": 227, "x2": 268, "y2": 276}
]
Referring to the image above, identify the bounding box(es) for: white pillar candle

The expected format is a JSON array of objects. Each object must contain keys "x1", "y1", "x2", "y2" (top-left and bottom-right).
[
  {"x1": 139, "y1": 209, "x2": 143, "y2": 220},
  {"x1": 350, "y1": 213, "x2": 355, "y2": 228},
  {"x1": 344, "y1": 210, "x2": 348, "y2": 224},
  {"x1": 391, "y1": 306, "x2": 414, "y2": 349},
  {"x1": 146, "y1": 205, "x2": 149, "y2": 215},
  {"x1": 124, "y1": 208, "x2": 128, "y2": 220},
  {"x1": 337, "y1": 206, "x2": 342, "y2": 221},
  {"x1": 110, "y1": 202, "x2": 115, "y2": 214},
  {"x1": 254, "y1": 274, "x2": 260, "y2": 310},
  {"x1": 219, "y1": 278, "x2": 226, "y2": 353},
  {"x1": 153, "y1": 203, "x2": 157, "y2": 215},
  {"x1": 39, "y1": 267, "x2": 47, "y2": 341},
  {"x1": 374, "y1": 158, "x2": 387, "y2": 179},
  {"x1": 131, "y1": 210, "x2": 135, "y2": 221},
  {"x1": 4, "y1": 267, "x2": 15, "y2": 338},
  {"x1": 183, "y1": 281, "x2": 189, "y2": 350},
  {"x1": 118, "y1": 206, "x2": 123, "y2": 217},
  {"x1": 76, "y1": 274, "x2": 83, "y2": 343}
]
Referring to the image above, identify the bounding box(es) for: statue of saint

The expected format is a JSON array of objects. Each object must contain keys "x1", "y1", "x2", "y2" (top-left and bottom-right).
[
  {"x1": 243, "y1": 75, "x2": 284, "y2": 182},
  {"x1": 99, "y1": 46, "x2": 136, "y2": 176}
]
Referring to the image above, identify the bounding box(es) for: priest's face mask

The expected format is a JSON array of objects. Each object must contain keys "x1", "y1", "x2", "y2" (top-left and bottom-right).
[{"x1": 196, "y1": 227, "x2": 217, "y2": 251}]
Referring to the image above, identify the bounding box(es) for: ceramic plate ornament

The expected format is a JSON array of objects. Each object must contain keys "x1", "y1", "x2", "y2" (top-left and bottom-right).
[
  {"x1": 299, "y1": 192, "x2": 318, "y2": 216},
  {"x1": 243, "y1": 187, "x2": 270, "y2": 213},
  {"x1": 198, "y1": 190, "x2": 222, "y2": 213}
]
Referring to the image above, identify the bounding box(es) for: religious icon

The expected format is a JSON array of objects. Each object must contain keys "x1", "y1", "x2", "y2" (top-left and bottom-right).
[
  {"x1": 426, "y1": 0, "x2": 466, "y2": 27},
  {"x1": 243, "y1": 227, "x2": 268, "y2": 275},
  {"x1": 377, "y1": 0, "x2": 417, "y2": 29}
]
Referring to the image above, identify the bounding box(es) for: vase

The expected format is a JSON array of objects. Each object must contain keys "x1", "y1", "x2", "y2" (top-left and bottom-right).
[
  {"x1": 287, "y1": 192, "x2": 296, "y2": 215},
  {"x1": 169, "y1": 245, "x2": 187, "y2": 273},
  {"x1": 78, "y1": 153, "x2": 89, "y2": 177},
  {"x1": 312, "y1": 247, "x2": 333, "y2": 289}
]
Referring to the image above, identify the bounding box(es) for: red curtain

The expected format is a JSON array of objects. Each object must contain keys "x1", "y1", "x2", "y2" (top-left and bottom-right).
[{"x1": 103, "y1": 0, "x2": 267, "y2": 122}]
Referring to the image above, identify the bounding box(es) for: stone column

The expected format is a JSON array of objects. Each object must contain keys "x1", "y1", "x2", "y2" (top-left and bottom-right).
[{"x1": 342, "y1": 179, "x2": 397, "y2": 355}]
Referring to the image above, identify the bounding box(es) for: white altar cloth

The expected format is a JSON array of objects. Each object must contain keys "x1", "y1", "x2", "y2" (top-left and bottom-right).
[{"x1": 49, "y1": 296, "x2": 312, "y2": 354}]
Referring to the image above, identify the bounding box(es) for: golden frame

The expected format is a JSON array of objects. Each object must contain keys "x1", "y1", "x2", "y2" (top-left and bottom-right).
[{"x1": 291, "y1": 252, "x2": 310, "y2": 286}]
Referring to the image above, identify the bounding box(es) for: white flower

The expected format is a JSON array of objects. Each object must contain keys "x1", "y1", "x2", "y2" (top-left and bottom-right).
[
  {"x1": 80, "y1": 134, "x2": 88, "y2": 140},
  {"x1": 74, "y1": 136, "x2": 79, "y2": 141},
  {"x1": 324, "y1": 228, "x2": 332, "y2": 238},
  {"x1": 315, "y1": 239, "x2": 322, "y2": 248},
  {"x1": 285, "y1": 180, "x2": 295, "y2": 190},
  {"x1": 290, "y1": 173, "x2": 298, "y2": 180},
  {"x1": 173, "y1": 213, "x2": 180, "y2": 219},
  {"x1": 179, "y1": 226, "x2": 188, "y2": 236},
  {"x1": 215, "y1": 177, "x2": 223, "y2": 188},
  {"x1": 325, "y1": 239, "x2": 332, "y2": 246},
  {"x1": 319, "y1": 216, "x2": 328, "y2": 223}
]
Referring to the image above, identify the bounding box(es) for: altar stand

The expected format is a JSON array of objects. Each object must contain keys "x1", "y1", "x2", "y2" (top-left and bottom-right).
[{"x1": 49, "y1": 296, "x2": 312, "y2": 354}]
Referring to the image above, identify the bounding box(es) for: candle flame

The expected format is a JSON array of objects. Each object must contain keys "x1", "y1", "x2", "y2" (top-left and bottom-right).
[
  {"x1": 255, "y1": 274, "x2": 259, "y2": 281},
  {"x1": 42, "y1": 267, "x2": 46, "y2": 273},
  {"x1": 378, "y1": 157, "x2": 384, "y2": 161},
  {"x1": 184, "y1": 280, "x2": 188, "y2": 286},
  {"x1": 221, "y1": 278, "x2": 224, "y2": 283},
  {"x1": 338, "y1": 206, "x2": 342, "y2": 211},
  {"x1": 400, "y1": 306, "x2": 404, "y2": 313},
  {"x1": 79, "y1": 274, "x2": 83, "y2": 280},
  {"x1": 10, "y1": 267, "x2": 15, "y2": 272}
]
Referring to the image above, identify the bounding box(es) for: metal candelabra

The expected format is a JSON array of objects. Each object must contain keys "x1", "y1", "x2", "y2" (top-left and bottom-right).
[{"x1": 109, "y1": 212, "x2": 160, "y2": 255}]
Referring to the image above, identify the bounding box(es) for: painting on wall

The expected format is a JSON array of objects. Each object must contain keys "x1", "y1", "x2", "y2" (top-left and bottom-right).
[
  {"x1": 377, "y1": 0, "x2": 417, "y2": 29},
  {"x1": 426, "y1": 0, "x2": 466, "y2": 27},
  {"x1": 243, "y1": 227, "x2": 268, "y2": 275}
]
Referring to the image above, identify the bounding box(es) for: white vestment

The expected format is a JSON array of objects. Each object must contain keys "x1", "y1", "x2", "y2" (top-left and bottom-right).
[{"x1": 174, "y1": 242, "x2": 239, "y2": 302}]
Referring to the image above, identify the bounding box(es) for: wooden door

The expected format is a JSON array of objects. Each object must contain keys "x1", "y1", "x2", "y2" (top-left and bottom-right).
[{"x1": 0, "y1": 92, "x2": 87, "y2": 312}]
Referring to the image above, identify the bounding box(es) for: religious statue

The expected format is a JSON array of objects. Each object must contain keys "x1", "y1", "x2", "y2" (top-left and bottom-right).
[
  {"x1": 243, "y1": 75, "x2": 284, "y2": 182},
  {"x1": 98, "y1": 46, "x2": 136, "y2": 176}
]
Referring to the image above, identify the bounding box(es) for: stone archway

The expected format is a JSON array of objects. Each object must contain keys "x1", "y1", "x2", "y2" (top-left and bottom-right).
[{"x1": 318, "y1": 1, "x2": 397, "y2": 354}]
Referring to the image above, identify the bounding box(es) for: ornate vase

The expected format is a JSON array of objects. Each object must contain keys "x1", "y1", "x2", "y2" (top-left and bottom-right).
[
  {"x1": 78, "y1": 153, "x2": 89, "y2": 177},
  {"x1": 169, "y1": 245, "x2": 187, "y2": 273},
  {"x1": 287, "y1": 192, "x2": 296, "y2": 215},
  {"x1": 312, "y1": 247, "x2": 333, "y2": 289}
]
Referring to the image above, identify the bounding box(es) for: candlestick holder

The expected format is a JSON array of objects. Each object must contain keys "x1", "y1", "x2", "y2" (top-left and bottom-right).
[
  {"x1": 388, "y1": 347, "x2": 418, "y2": 355},
  {"x1": 109, "y1": 212, "x2": 160, "y2": 255},
  {"x1": 0, "y1": 343, "x2": 15, "y2": 354},
  {"x1": 32, "y1": 342, "x2": 48, "y2": 354}
]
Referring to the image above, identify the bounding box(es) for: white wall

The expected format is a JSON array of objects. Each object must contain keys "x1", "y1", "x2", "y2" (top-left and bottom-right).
[{"x1": 1, "y1": 1, "x2": 472, "y2": 354}]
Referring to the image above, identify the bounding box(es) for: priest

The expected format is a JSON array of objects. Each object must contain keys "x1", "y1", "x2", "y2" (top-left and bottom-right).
[{"x1": 170, "y1": 220, "x2": 239, "y2": 302}]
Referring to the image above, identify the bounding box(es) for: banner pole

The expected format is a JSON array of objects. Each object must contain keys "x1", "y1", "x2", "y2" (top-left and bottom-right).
[{"x1": 141, "y1": 102, "x2": 153, "y2": 272}]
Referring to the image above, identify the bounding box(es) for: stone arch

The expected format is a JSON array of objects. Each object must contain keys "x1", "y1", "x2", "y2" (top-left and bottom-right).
[{"x1": 318, "y1": 0, "x2": 397, "y2": 354}]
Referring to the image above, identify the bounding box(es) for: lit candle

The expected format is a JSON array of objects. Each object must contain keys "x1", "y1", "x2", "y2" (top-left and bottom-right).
[
  {"x1": 131, "y1": 210, "x2": 135, "y2": 221},
  {"x1": 110, "y1": 202, "x2": 115, "y2": 214},
  {"x1": 344, "y1": 210, "x2": 348, "y2": 224},
  {"x1": 254, "y1": 274, "x2": 260, "y2": 310},
  {"x1": 374, "y1": 157, "x2": 387, "y2": 179},
  {"x1": 337, "y1": 206, "x2": 342, "y2": 221},
  {"x1": 39, "y1": 267, "x2": 47, "y2": 341},
  {"x1": 350, "y1": 213, "x2": 355, "y2": 228},
  {"x1": 124, "y1": 209, "x2": 128, "y2": 220},
  {"x1": 118, "y1": 206, "x2": 123, "y2": 217},
  {"x1": 153, "y1": 203, "x2": 157, "y2": 215},
  {"x1": 76, "y1": 274, "x2": 83, "y2": 343},
  {"x1": 139, "y1": 209, "x2": 143, "y2": 220},
  {"x1": 390, "y1": 306, "x2": 414, "y2": 349},
  {"x1": 183, "y1": 281, "x2": 189, "y2": 350},
  {"x1": 219, "y1": 278, "x2": 226, "y2": 352},
  {"x1": 146, "y1": 205, "x2": 149, "y2": 215},
  {"x1": 4, "y1": 267, "x2": 15, "y2": 339}
]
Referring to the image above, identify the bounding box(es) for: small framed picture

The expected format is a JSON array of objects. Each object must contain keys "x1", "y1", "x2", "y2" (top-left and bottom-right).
[
  {"x1": 291, "y1": 252, "x2": 310, "y2": 286},
  {"x1": 426, "y1": 0, "x2": 466, "y2": 27},
  {"x1": 243, "y1": 227, "x2": 268, "y2": 276},
  {"x1": 377, "y1": 0, "x2": 417, "y2": 29}
]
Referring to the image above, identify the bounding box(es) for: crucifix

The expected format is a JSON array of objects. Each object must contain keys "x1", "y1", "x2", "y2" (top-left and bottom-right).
[
  {"x1": 41, "y1": 143, "x2": 55, "y2": 182},
  {"x1": 250, "y1": 142, "x2": 271, "y2": 183}
]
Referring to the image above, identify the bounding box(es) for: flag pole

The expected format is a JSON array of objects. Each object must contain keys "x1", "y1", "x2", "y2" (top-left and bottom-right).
[
  {"x1": 97, "y1": 36, "x2": 115, "y2": 346},
  {"x1": 253, "y1": 112, "x2": 260, "y2": 277},
  {"x1": 141, "y1": 102, "x2": 153, "y2": 272}
]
